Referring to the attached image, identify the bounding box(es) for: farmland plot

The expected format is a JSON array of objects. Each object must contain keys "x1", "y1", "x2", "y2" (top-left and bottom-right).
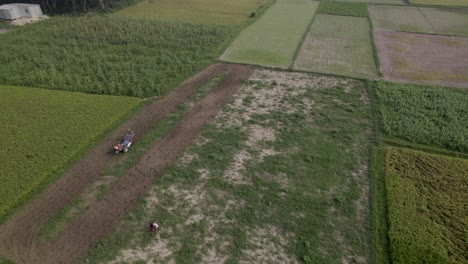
[
  {"x1": 0, "y1": 86, "x2": 141, "y2": 220},
  {"x1": 113, "y1": 0, "x2": 268, "y2": 25},
  {"x1": 220, "y1": 0, "x2": 318, "y2": 68},
  {"x1": 369, "y1": 5, "x2": 468, "y2": 37},
  {"x1": 336, "y1": 0, "x2": 405, "y2": 4},
  {"x1": 409, "y1": 0, "x2": 468, "y2": 7},
  {"x1": 87, "y1": 70, "x2": 373, "y2": 263},
  {"x1": 374, "y1": 30, "x2": 468, "y2": 88},
  {"x1": 385, "y1": 147, "x2": 468, "y2": 264},
  {"x1": 294, "y1": 15, "x2": 378, "y2": 79}
]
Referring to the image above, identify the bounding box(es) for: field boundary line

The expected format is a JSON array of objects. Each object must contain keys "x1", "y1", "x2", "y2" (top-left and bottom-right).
[
  {"x1": 289, "y1": 0, "x2": 320, "y2": 70},
  {"x1": 367, "y1": 9, "x2": 383, "y2": 77}
]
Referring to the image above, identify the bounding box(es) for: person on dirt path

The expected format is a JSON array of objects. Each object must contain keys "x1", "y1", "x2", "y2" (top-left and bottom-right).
[
  {"x1": 149, "y1": 222, "x2": 159, "y2": 232},
  {"x1": 123, "y1": 129, "x2": 135, "y2": 147}
]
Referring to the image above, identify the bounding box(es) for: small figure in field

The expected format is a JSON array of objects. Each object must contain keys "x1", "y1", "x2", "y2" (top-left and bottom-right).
[
  {"x1": 149, "y1": 222, "x2": 159, "y2": 232},
  {"x1": 114, "y1": 129, "x2": 135, "y2": 153}
]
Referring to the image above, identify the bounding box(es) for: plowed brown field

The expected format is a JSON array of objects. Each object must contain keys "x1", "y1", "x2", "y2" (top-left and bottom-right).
[{"x1": 0, "y1": 63, "x2": 253, "y2": 263}]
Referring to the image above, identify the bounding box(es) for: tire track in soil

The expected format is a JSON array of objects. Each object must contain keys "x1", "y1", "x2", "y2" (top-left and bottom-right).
[{"x1": 0, "y1": 63, "x2": 253, "y2": 263}]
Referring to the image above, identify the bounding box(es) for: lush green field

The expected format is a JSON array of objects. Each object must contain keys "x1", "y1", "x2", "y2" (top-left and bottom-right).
[
  {"x1": 318, "y1": 1, "x2": 368, "y2": 17},
  {"x1": 410, "y1": 0, "x2": 468, "y2": 6},
  {"x1": 220, "y1": 0, "x2": 318, "y2": 68},
  {"x1": 86, "y1": 70, "x2": 372, "y2": 263},
  {"x1": 294, "y1": 14, "x2": 378, "y2": 78},
  {"x1": 369, "y1": 5, "x2": 468, "y2": 37},
  {"x1": 0, "y1": 16, "x2": 232, "y2": 98},
  {"x1": 385, "y1": 147, "x2": 468, "y2": 264},
  {"x1": 375, "y1": 81, "x2": 468, "y2": 152},
  {"x1": 113, "y1": 0, "x2": 268, "y2": 25},
  {"x1": 0, "y1": 85, "x2": 141, "y2": 220}
]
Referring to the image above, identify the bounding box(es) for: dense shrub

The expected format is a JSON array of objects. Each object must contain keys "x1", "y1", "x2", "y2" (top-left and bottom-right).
[
  {"x1": 0, "y1": 16, "x2": 232, "y2": 98},
  {"x1": 375, "y1": 81, "x2": 468, "y2": 152}
]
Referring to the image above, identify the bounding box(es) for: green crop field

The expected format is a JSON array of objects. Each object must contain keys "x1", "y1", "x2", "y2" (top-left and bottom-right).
[
  {"x1": 294, "y1": 14, "x2": 378, "y2": 79},
  {"x1": 220, "y1": 0, "x2": 318, "y2": 68},
  {"x1": 385, "y1": 147, "x2": 468, "y2": 264},
  {"x1": 0, "y1": 85, "x2": 141, "y2": 220},
  {"x1": 318, "y1": 1, "x2": 368, "y2": 17},
  {"x1": 369, "y1": 5, "x2": 468, "y2": 37},
  {"x1": 113, "y1": 0, "x2": 268, "y2": 25},
  {"x1": 86, "y1": 70, "x2": 372, "y2": 263},
  {"x1": 410, "y1": 0, "x2": 468, "y2": 7},
  {"x1": 0, "y1": 16, "x2": 232, "y2": 98},
  {"x1": 375, "y1": 81, "x2": 468, "y2": 152}
]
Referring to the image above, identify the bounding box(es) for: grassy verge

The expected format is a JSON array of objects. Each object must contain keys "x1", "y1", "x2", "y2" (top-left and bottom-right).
[
  {"x1": 384, "y1": 147, "x2": 468, "y2": 263},
  {"x1": 318, "y1": 1, "x2": 368, "y2": 17},
  {"x1": 85, "y1": 70, "x2": 373, "y2": 263},
  {"x1": 0, "y1": 16, "x2": 233, "y2": 98},
  {"x1": 0, "y1": 85, "x2": 141, "y2": 222},
  {"x1": 369, "y1": 147, "x2": 390, "y2": 264},
  {"x1": 374, "y1": 81, "x2": 468, "y2": 153}
]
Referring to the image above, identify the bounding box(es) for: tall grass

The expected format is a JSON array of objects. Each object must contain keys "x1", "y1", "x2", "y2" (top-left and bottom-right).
[
  {"x1": 375, "y1": 81, "x2": 468, "y2": 153},
  {"x1": 0, "y1": 16, "x2": 233, "y2": 98}
]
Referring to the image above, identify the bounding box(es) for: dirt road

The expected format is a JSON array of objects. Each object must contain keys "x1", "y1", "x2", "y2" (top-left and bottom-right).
[{"x1": 0, "y1": 63, "x2": 253, "y2": 263}]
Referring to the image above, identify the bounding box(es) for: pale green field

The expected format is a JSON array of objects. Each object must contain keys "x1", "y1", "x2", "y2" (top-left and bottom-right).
[
  {"x1": 369, "y1": 5, "x2": 468, "y2": 36},
  {"x1": 220, "y1": 0, "x2": 318, "y2": 68},
  {"x1": 410, "y1": 0, "x2": 468, "y2": 6},
  {"x1": 294, "y1": 15, "x2": 378, "y2": 79},
  {"x1": 336, "y1": 0, "x2": 406, "y2": 3},
  {"x1": 113, "y1": 0, "x2": 268, "y2": 25}
]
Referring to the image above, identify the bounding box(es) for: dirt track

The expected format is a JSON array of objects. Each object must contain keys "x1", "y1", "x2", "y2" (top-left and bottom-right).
[{"x1": 0, "y1": 63, "x2": 253, "y2": 263}]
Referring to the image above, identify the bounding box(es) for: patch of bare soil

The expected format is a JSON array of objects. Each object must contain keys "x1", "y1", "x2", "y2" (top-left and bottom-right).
[
  {"x1": 0, "y1": 28, "x2": 9, "y2": 33},
  {"x1": 0, "y1": 63, "x2": 252, "y2": 263},
  {"x1": 375, "y1": 29, "x2": 468, "y2": 88}
]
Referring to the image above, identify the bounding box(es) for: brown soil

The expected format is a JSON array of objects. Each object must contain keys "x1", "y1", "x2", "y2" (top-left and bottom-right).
[
  {"x1": 375, "y1": 29, "x2": 468, "y2": 88},
  {"x1": 0, "y1": 63, "x2": 253, "y2": 263}
]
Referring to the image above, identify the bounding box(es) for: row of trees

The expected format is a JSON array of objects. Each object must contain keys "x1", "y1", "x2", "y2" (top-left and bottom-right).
[{"x1": 0, "y1": 0, "x2": 136, "y2": 12}]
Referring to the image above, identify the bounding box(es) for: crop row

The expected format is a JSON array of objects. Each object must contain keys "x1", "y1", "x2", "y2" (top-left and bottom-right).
[
  {"x1": 317, "y1": 1, "x2": 368, "y2": 17},
  {"x1": 0, "y1": 85, "x2": 141, "y2": 220},
  {"x1": 0, "y1": 16, "x2": 233, "y2": 98}
]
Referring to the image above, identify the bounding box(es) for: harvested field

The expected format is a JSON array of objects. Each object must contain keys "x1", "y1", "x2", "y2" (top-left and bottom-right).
[
  {"x1": 385, "y1": 147, "x2": 468, "y2": 264},
  {"x1": 369, "y1": 5, "x2": 468, "y2": 37},
  {"x1": 220, "y1": 0, "x2": 318, "y2": 68},
  {"x1": 0, "y1": 63, "x2": 253, "y2": 263},
  {"x1": 86, "y1": 69, "x2": 373, "y2": 263},
  {"x1": 294, "y1": 14, "x2": 378, "y2": 79},
  {"x1": 409, "y1": 0, "x2": 468, "y2": 7},
  {"x1": 375, "y1": 29, "x2": 468, "y2": 88}
]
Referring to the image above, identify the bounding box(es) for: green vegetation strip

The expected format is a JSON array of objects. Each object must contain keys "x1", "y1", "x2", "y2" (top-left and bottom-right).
[
  {"x1": 385, "y1": 147, "x2": 468, "y2": 263},
  {"x1": 220, "y1": 0, "x2": 318, "y2": 68},
  {"x1": 409, "y1": 0, "x2": 468, "y2": 7},
  {"x1": 375, "y1": 81, "x2": 468, "y2": 153},
  {"x1": 113, "y1": 0, "x2": 268, "y2": 25},
  {"x1": 86, "y1": 71, "x2": 372, "y2": 263},
  {"x1": 318, "y1": 1, "x2": 368, "y2": 17},
  {"x1": 0, "y1": 85, "x2": 141, "y2": 221},
  {"x1": 0, "y1": 16, "x2": 232, "y2": 98}
]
